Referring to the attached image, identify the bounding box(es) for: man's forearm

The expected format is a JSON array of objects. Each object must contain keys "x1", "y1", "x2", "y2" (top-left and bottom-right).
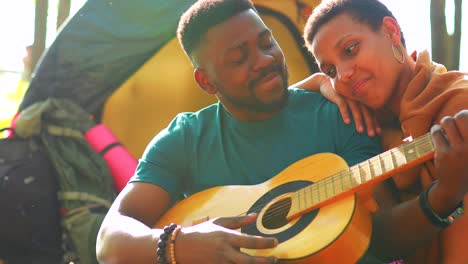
[{"x1": 96, "y1": 213, "x2": 161, "y2": 263}]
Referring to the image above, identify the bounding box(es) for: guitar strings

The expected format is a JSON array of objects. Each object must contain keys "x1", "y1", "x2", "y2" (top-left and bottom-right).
[
  {"x1": 248, "y1": 140, "x2": 434, "y2": 222},
  {"x1": 233, "y1": 136, "x2": 434, "y2": 226},
  {"x1": 240, "y1": 146, "x2": 433, "y2": 233},
  {"x1": 244, "y1": 142, "x2": 434, "y2": 225}
]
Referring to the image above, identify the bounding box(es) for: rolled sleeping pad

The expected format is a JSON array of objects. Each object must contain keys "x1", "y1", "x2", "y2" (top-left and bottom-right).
[{"x1": 84, "y1": 124, "x2": 137, "y2": 192}]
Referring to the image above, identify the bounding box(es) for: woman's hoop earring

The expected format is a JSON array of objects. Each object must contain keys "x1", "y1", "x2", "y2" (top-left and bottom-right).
[{"x1": 392, "y1": 43, "x2": 405, "y2": 64}]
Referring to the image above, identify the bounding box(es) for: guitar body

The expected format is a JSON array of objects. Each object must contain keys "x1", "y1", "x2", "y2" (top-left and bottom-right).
[{"x1": 155, "y1": 153, "x2": 372, "y2": 263}]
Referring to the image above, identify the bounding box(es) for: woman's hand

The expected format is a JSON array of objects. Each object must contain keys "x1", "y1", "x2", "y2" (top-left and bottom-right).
[
  {"x1": 429, "y1": 110, "x2": 468, "y2": 214},
  {"x1": 293, "y1": 73, "x2": 381, "y2": 137},
  {"x1": 343, "y1": 99, "x2": 380, "y2": 137},
  {"x1": 174, "y1": 214, "x2": 278, "y2": 264}
]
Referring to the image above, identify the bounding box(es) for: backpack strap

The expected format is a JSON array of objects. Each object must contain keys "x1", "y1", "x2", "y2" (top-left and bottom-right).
[
  {"x1": 0, "y1": 127, "x2": 12, "y2": 133},
  {"x1": 58, "y1": 191, "x2": 112, "y2": 208},
  {"x1": 0, "y1": 127, "x2": 14, "y2": 136},
  {"x1": 47, "y1": 125, "x2": 83, "y2": 138}
]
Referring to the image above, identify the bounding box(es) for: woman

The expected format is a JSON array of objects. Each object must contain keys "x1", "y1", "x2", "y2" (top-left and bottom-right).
[{"x1": 297, "y1": 0, "x2": 468, "y2": 263}]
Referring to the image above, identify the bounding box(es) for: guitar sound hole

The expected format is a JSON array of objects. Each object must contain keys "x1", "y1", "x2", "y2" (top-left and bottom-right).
[{"x1": 261, "y1": 198, "x2": 291, "y2": 229}]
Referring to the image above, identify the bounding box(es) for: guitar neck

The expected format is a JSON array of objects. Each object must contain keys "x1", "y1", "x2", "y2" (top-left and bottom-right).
[{"x1": 288, "y1": 133, "x2": 435, "y2": 219}]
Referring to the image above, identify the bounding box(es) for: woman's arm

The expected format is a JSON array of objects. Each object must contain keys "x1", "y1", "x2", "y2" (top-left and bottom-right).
[{"x1": 370, "y1": 110, "x2": 468, "y2": 260}]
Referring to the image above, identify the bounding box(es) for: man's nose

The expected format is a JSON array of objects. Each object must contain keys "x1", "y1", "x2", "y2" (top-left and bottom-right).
[{"x1": 252, "y1": 49, "x2": 275, "y2": 72}]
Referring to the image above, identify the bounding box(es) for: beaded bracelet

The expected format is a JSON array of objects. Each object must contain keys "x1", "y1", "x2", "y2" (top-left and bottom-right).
[
  {"x1": 157, "y1": 223, "x2": 178, "y2": 264},
  {"x1": 168, "y1": 225, "x2": 182, "y2": 264}
]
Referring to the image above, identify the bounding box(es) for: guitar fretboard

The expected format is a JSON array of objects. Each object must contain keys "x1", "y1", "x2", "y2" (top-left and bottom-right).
[{"x1": 289, "y1": 133, "x2": 434, "y2": 217}]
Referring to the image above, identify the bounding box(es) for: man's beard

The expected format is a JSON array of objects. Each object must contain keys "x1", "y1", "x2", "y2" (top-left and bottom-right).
[{"x1": 218, "y1": 64, "x2": 289, "y2": 114}]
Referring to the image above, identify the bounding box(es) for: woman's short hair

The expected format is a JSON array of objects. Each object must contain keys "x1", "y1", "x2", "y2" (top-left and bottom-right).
[{"x1": 303, "y1": 0, "x2": 406, "y2": 52}]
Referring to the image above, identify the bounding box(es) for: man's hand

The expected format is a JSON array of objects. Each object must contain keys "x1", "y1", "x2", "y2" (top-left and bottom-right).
[
  {"x1": 174, "y1": 214, "x2": 278, "y2": 264},
  {"x1": 294, "y1": 73, "x2": 381, "y2": 137}
]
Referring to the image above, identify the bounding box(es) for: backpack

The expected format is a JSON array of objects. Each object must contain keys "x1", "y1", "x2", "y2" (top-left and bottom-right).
[
  {"x1": 0, "y1": 128, "x2": 63, "y2": 263},
  {"x1": 13, "y1": 98, "x2": 117, "y2": 264}
]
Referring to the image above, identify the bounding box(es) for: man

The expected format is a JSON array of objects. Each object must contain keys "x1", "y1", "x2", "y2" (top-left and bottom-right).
[{"x1": 96, "y1": 1, "x2": 383, "y2": 263}]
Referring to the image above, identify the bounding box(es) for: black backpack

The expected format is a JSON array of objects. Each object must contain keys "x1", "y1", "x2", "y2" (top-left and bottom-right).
[{"x1": 0, "y1": 128, "x2": 62, "y2": 263}]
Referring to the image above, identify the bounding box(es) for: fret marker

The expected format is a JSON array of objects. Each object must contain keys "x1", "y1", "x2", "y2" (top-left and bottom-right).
[{"x1": 403, "y1": 135, "x2": 413, "y2": 142}]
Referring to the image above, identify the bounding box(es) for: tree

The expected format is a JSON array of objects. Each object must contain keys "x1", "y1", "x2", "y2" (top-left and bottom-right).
[
  {"x1": 32, "y1": 0, "x2": 48, "y2": 77},
  {"x1": 430, "y1": 0, "x2": 462, "y2": 70}
]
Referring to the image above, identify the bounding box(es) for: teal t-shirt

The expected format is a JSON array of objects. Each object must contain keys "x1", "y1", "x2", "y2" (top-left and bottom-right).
[{"x1": 131, "y1": 88, "x2": 381, "y2": 200}]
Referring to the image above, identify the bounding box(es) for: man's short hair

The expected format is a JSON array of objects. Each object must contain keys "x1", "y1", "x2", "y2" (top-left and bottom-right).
[{"x1": 177, "y1": 0, "x2": 256, "y2": 60}]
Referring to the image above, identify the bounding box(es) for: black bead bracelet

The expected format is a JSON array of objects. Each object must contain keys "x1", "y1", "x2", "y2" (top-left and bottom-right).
[{"x1": 157, "y1": 223, "x2": 178, "y2": 264}]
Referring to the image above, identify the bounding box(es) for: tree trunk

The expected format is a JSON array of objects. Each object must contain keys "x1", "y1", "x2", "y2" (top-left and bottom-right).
[
  {"x1": 430, "y1": 0, "x2": 462, "y2": 70},
  {"x1": 32, "y1": 0, "x2": 48, "y2": 76},
  {"x1": 57, "y1": 0, "x2": 71, "y2": 30}
]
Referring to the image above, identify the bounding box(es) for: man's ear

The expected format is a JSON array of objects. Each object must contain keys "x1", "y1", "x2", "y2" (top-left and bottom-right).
[
  {"x1": 194, "y1": 68, "x2": 217, "y2": 94},
  {"x1": 382, "y1": 16, "x2": 402, "y2": 44}
]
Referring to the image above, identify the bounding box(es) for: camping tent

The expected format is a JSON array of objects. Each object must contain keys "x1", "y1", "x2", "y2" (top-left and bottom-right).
[{"x1": 19, "y1": 0, "x2": 320, "y2": 159}]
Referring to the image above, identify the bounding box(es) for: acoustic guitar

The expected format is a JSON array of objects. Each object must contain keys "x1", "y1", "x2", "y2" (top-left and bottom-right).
[{"x1": 155, "y1": 133, "x2": 434, "y2": 263}]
